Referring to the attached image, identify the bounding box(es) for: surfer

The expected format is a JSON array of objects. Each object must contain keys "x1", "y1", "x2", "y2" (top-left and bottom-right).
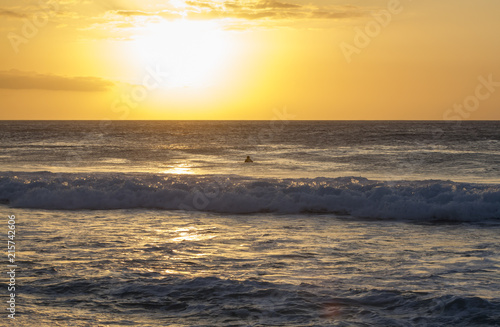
[{"x1": 245, "y1": 156, "x2": 253, "y2": 163}]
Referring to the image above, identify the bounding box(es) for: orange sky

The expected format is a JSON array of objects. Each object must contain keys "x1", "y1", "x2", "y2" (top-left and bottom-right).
[{"x1": 1, "y1": 0, "x2": 500, "y2": 120}]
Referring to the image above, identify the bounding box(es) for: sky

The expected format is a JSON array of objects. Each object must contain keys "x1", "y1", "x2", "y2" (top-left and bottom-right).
[{"x1": 0, "y1": 0, "x2": 499, "y2": 120}]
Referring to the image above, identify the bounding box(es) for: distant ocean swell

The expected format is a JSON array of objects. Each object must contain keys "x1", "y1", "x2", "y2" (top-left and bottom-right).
[{"x1": 1, "y1": 172, "x2": 500, "y2": 221}]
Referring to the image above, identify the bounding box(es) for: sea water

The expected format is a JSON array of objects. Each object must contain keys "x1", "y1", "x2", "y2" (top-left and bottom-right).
[{"x1": 0, "y1": 121, "x2": 499, "y2": 326}]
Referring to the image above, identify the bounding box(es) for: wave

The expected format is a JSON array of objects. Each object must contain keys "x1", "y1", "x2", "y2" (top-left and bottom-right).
[
  {"x1": 21, "y1": 275, "x2": 500, "y2": 326},
  {"x1": 1, "y1": 171, "x2": 500, "y2": 221}
]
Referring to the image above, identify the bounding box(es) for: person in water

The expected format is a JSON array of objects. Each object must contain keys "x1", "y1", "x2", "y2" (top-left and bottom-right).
[{"x1": 245, "y1": 156, "x2": 253, "y2": 163}]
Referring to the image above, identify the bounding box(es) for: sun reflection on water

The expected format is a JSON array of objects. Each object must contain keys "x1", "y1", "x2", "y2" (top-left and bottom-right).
[
  {"x1": 160, "y1": 163, "x2": 195, "y2": 175},
  {"x1": 171, "y1": 227, "x2": 216, "y2": 243}
]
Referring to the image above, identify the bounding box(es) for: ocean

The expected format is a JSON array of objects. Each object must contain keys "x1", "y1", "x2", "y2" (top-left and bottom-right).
[{"x1": 1, "y1": 120, "x2": 499, "y2": 326}]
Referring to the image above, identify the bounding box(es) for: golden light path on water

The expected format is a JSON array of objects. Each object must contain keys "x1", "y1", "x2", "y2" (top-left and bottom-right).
[{"x1": 159, "y1": 163, "x2": 196, "y2": 175}]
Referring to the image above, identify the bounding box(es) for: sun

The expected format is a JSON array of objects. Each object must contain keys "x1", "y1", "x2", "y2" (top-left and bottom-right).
[{"x1": 131, "y1": 19, "x2": 232, "y2": 88}]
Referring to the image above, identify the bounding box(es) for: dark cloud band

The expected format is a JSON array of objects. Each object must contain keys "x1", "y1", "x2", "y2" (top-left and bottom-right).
[{"x1": 0, "y1": 70, "x2": 114, "y2": 92}]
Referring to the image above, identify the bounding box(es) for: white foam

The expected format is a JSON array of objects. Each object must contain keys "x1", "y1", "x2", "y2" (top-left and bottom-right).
[{"x1": 1, "y1": 172, "x2": 499, "y2": 221}]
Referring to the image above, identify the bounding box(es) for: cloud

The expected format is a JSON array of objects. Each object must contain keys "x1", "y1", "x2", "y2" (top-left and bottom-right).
[
  {"x1": 311, "y1": 10, "x2": 365, "y2": 19},
  {"x1": 114, "y1": 10, "x2": 157, "y2": 17},
  {"x1": 253, "y1": 1, "x2": 300, "y2": 9},
  {"x1": 110, "y1": 1, "x2": 365, "y2": 21},
  {"x1": 0, "y1": 70, "x2": 114, "y2": 92},
  {"x1": 0, "y1": 9, "x2": 28, "y2": 18},
  {"x1": 111, "y1": 9, "x2": 184, "y2": 20},
  {"x1": 185, "y1": 1, "x2": 216, "y2": 9}
]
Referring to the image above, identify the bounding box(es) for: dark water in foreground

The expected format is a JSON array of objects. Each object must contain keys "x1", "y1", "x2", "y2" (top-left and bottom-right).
[{"x1": 12, "y1": 208, "x2": 500, "y2": 326}]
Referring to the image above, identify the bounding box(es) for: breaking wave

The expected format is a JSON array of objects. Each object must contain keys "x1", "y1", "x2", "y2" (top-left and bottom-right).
[{"x1": 1, "y1": 171, "x2": 500, "y2": 221}]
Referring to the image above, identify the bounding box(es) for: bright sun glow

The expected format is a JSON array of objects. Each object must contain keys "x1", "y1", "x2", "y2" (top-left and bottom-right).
[{"x1": 132, "y1": 19, "x2": 232, "y2": 88}]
